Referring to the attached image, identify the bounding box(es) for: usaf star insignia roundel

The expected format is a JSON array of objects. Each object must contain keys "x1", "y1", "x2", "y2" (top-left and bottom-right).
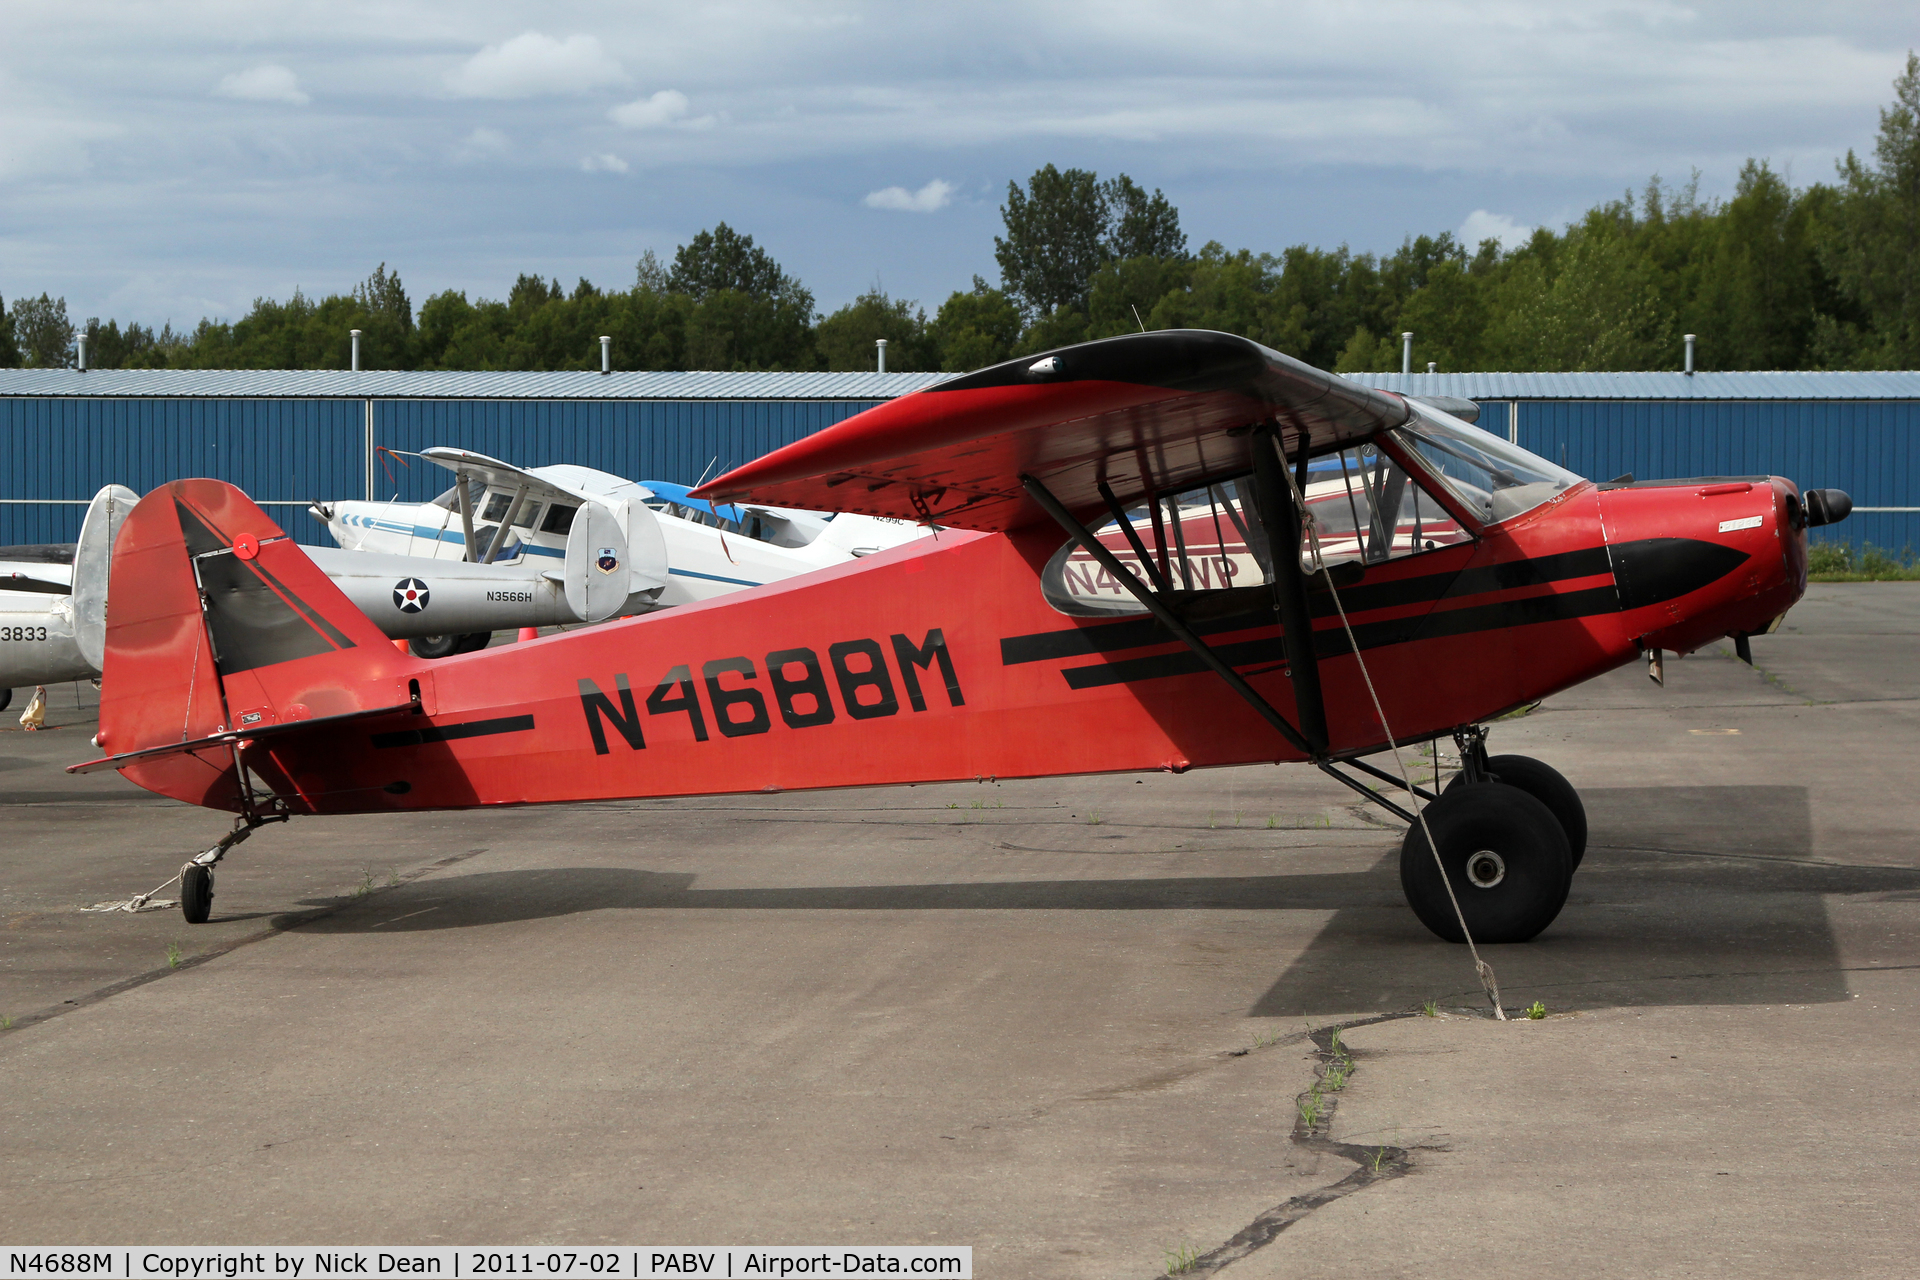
[
  {"x1": 595, "y1": 547, "x2": 620, "y2": 575},
  {"x1": 393, "y1": 578, "x2": 430, "y2": 613}
]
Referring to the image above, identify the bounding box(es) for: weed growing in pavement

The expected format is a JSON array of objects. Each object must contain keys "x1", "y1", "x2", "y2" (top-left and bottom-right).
[
  {"x1": 1526, "y1": 1001, "x2": 1548, "y2": 1020},
  {"x1": 1249, "y1": 1027, "x2": 1283, "y2": 1049},
  {"x1": 1207, "y1": 811, "x2": 1217, "y2": 829},
  {"x1": 386, "y1": 870, "x2": 402, "y2": 887},
  {"x1": 1322, "y1": 1061, "x2": 1349, "y2": 1091},
  {"x1": 1265, "y1": 814, "x2": 1278, "y2": 829},
  {"x1": 353, "y1": 866, "x2": 376, "y2": 897},
  {"x1": 1163, "y1": 1243, "x2": 1199, "y2": 1275},
  {"x1": 1298, "y1": 1092, "x2": 1323, "y2": 1127},
  {"x1": 165, "y1": 943, "x2": 182, "y2": 969},
  {"x1": 1086, "y1": 811, "x2": 1104, "y2": 825},
  {"x1": 946, "y1": 803, "x2": 958, "y2": 809},
  {"x1": 0, "y1": 1014, "x2": 13, "y2": 1031},
  {"x1": 1421, "y1": 998, "x2": 1439, "y2": 1017},
  {"x1": 1372, "y1": 1145, "x2": 1388, "y2": 1172}
]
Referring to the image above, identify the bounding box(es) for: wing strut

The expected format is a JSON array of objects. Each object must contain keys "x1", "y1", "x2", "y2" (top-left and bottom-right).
[
  {"x1": 1019, "y1": 472, "x2": 1317, "y2": 761},
  {"x1": 1248, "y1": 425, "x2": 1330, "y2": 754}
]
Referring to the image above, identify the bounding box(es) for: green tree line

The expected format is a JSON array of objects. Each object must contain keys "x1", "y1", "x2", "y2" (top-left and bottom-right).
[{"x1": 5, "y1": 55, "x2": 1916, "y2": 376}]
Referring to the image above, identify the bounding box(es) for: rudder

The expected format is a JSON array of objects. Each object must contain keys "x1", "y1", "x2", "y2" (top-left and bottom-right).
[{"x1": 98, "y1": 481, "x2": 413, "y2": 790}]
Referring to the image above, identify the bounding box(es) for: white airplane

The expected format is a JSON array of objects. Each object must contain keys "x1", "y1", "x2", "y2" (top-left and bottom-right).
[
  {"x1": 0, "y1": 485, "x2": 138, "y2": 708},
  {"x1": 311, "y1": 448, "x2": 930, "y2": 651},
  {"x1": 1, "y1": 481, "x2": 669, "y2": 697}
]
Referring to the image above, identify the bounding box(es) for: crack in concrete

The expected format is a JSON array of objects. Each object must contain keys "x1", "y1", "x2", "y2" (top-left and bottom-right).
[{"x1": 1168, "y1": 1012, "x2": 1419, "y2": 1276}]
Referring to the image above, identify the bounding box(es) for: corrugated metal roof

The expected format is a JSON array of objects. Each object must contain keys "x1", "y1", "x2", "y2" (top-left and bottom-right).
[
  {"x1": 0, "y1": 369, "x2": 953, "y2": 400},
  {"x1": 6, "y1": 366, "x2": 1917, "y2": 402},
  {"x1": 1346, "y1": 370, "x2": 1920, "y2": 400}
]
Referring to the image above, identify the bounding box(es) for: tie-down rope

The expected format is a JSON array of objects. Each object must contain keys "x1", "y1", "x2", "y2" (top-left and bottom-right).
[{"x1": 1278, "y1": 450, "x2": 1507, "y2": 1020}]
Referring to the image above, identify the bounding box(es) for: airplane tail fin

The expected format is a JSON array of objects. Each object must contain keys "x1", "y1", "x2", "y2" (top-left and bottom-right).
[
  {"x1": 71, "y1": 483, "x2": 139, "y2": 670},
  {"x1": 88, "y1": 480, "x2": 416, "y2": 804}
]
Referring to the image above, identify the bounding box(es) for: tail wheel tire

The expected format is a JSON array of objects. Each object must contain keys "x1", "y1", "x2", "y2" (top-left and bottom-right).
[
  {"x1": 453, "y1": 632, "x2": 493, "y2": 654},
  {"x1": 409, "y1": 635, "x2": 460, "y2": 659},
  {"x1": 1401, "y1": 782, "x2": 1572, "y2": 944},
  {"x1": 0, "y1": 687, "x2": 11, "y2": 713},
  {"x1": 1445, "y1": 754, "x2": 1588, "y2": 868},
  {"x1": 181, "y1": 865, "x2": 213, "y2": 925}
]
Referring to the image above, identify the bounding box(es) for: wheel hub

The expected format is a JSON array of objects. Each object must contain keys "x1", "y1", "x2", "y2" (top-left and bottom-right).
[{"x1": 1465, "y1": 849, "x2": 1506, "y2": 889}]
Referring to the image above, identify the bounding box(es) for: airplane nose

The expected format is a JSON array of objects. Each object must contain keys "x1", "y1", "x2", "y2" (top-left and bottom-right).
[{"x1": 1805, "y1": 489, "x2": 1852, "y2": 527}]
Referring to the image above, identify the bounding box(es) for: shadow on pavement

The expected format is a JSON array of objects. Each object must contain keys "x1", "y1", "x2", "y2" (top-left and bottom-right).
[{"x1": 1251, "y1": 784, "x2": 1920, "y2": 1017}]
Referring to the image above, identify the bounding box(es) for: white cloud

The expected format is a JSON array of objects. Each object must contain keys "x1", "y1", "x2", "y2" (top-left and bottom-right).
[
  {"x1": 609, "y1": 90, "x2": 690, "y2": 129},
  {"x1": 453, "y1": 127, "x2": 510, "y2": 161},
  {"x1": 1459, "y1": 209, "x2": 1534, "y2": 251},
  {"x1": 862, "y1": 179, "x2": 954, "y2": 212},
  {"x1": 446, "y1": 33, "x2": 624, "y2": 99},
  {"x1": 214, "y1": 65, "x2": 309, "y2": 105},
  {"x1": 581, "y1": 152, "x2": 630, "y2": 173}
]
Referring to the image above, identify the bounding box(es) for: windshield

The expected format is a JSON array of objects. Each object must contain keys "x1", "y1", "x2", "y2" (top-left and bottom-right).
[{"x1": 1392, "y1": 403, "x2": 1583, "y2": 525}]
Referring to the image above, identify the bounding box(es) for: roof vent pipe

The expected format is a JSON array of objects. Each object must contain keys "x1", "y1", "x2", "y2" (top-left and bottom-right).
[
  {"x1": 1684, "y1": 333, "x2": 1696, "y2": 376},
  {"x1": 876, "y1": 338, "x2": 888, "y2": 374},
  {"x1": 599, "y1": 335, "x2": 611, "y2": 375},
  {"x1": 1427, "y1": 361, "x2": 1437, "y2": 374},
  {"x1": 350, "y1": 329, "x2": 362, "y2": 372},
  {"x1": 76, "y1": 332, "x2": 88, "y2": 372},
  {"x1": 1401, "y1": 332, "x2": 1413, "y2": 375}
]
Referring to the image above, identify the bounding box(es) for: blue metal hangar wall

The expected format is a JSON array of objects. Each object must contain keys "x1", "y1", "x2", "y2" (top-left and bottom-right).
[
  {"x1": 2, "y1": 365, "x2": 1917, "y2": 549},
  {"x1": 1350, "y1": 370, "x2": 1920, "y2": 550},
  {"x1": 0, "y1": 369, "x2": 946, "y2": 547}
]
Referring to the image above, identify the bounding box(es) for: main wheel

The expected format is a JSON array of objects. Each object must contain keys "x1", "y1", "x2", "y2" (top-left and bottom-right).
[
  {"x1": 1401, "y1": 782, "x2": 1572, "y2": 944},
  {"x1": 1445, "y1": 754, "x2": 1587, "y2": 868},
  {"x1": 453, "y1": 631, "x2": 494, "y2": 654},
  {"x1": 409, "y1": 635, "x2": 460, "y2": 659},
  {"x1": 0, "y1": 687, "x2": 11, "y2": 712},
  {"x1": 181, "y1": 865, "x2": 213, "y2": 924}
]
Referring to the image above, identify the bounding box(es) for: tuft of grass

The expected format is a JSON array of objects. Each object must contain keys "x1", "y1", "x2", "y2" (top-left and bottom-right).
[
  {"x1": 1086, "y1": 810, "x2": 1104, "y2": 825},
  {"x1": 1808, "y1": 541, "x2": 1920, "y2": 582},
  {"x1": 1298, "y1": 1091, "x2": 1323, "y2": 1127},
  {"x1": 1, "y1": 1013, "x2": 14, "y2": 1031},
  {"x1": 165, "y1": 942, "x2": 182, "y2": 969},
  {"x1": 1249, "y1": 1027, "x2": 1282, "y2": 1049},
  {"x1": 946, "y1": 802, "x2": 958, "y2": 809},
  {"x1": 353, "y1": 866, "x2": 376, "y2": 897},
  {"x1": 386, "y1": 870, "x2": 402, "y2": 888},
  {"x1": 1372, "y1": 1145, "x2": 1388, "y2": 1172},
  {"x1": 1322, "y1": 1061, "x2": 1348, "y2": 1091},
  {"x1": 1265, "y1": 814, "x2": 1278, "y2": 829},
  {"x1": 1207, "y1": 811, "x2": 1217, "y2": 829},
  {"x1": 1163, "y1": 1243, "x2": 1200, "y2": 1275},
  {"x1": 1421, "y1": 998, "x2": 1439, "y2": 1017},
  {"x1": 1525, "y1": 1000, "x2": 1547, "y2": 1020}
]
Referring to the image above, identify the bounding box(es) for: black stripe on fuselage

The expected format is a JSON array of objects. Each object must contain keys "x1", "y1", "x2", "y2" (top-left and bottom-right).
[
  {"x1": 1004, "y1": 537, "x2": 1748, "y2": 691},
  {"x1": 371, "y1": 714, "x2": 535, "y2": 749},
  {"x1": 1059, "y1": 586, "x2": 1621, "y2": 690},
  {"x1": 1001, "y1": 544, "x2": 1614, "y2": 667}
]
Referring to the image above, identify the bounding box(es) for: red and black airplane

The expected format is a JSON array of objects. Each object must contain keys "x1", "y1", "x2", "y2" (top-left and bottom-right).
[{"x1": 73, "y1": 331, "x2": 1851, "y2": 943}]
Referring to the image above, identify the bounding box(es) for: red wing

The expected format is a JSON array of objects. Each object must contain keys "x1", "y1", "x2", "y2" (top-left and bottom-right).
[{"x1": 695, "y1": 330, "x2": 1411, "y2": 531}]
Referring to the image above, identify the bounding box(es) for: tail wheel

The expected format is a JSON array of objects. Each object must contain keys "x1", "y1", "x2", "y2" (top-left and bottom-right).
[
  {"x1": 0, "y1": 687, "x2": 10, "y2": 713},
  {"x1": 408, "y1": 635, "x2": 460, "y2": 659},
  {"x1": 453, "y1": 632, "x2": 494, "y2": 654},
  {"x1": 1401, "y1": 782, "x2": 1572, "y2": 944},
  {"x1": 1445, "y1": 753, "x2": 1587, "y2": 868},
  {"x1": 181, "y1": 865, "x2": 213, "y2": 925}
]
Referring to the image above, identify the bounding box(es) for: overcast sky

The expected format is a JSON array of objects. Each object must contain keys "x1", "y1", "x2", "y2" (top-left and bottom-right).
[{"x1": 1, "y1": 2, "x2": 1913, "y2": 331}]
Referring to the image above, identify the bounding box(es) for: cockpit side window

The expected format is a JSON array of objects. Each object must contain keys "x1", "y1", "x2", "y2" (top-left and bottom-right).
[
  {"x1": 541, "y1": 503, "x2": 579, "y2": 535},
  {"x1": 1040, "y1": 441, "x2": 1477, "y2": 617},
  {"x1": 1298, "y1": 443, "x2": 1473, "y2": 569}
]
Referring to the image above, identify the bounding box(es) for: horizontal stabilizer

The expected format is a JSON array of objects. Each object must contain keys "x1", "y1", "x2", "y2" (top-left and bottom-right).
[{"x1": 67, "y1": 699, "x2": 417, "y2": 775}]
